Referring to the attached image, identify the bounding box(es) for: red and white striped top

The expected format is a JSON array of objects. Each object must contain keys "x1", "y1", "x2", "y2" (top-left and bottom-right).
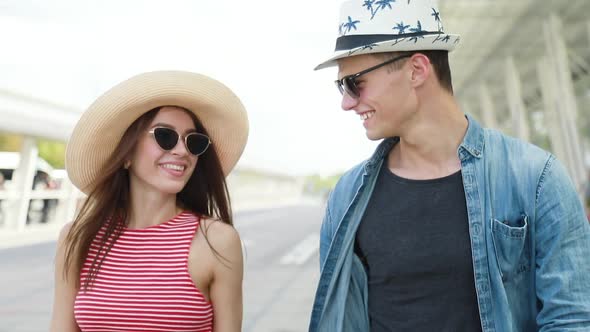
[{"x1": 74, "y1": 211, "x2": 213, "y2": 332}]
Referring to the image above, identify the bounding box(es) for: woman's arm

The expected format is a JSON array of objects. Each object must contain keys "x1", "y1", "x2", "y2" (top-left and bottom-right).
[
  {"x1": 207, "y1": 221, "x2": 244, "y2": 332},
  {"x1": 49, "y1": 222, "x2": 81, "y2": 332}
]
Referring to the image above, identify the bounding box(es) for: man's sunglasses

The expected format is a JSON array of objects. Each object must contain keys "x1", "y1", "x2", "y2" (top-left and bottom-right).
[
  {"x1": 334, "y1": 54, "x2": 412, "y2": 99},
  {"x1": 148, "y1": 127, "x2": 211, "y2": 156}
]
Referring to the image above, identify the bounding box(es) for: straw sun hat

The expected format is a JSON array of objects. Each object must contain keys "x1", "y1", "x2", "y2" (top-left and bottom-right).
[{"x1": 66, "y1": 70, "x2": 249, "y2": 194}]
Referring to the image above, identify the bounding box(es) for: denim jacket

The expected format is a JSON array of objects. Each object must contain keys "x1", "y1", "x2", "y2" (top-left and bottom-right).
[{"x1": 309, "y1": 116, "x2": 590, "y2": 332}]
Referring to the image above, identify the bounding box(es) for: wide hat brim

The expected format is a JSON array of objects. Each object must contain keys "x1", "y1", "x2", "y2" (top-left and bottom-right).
[
  {"x1": 315, "y1": 33, "x2": 461, "y2": 70},
  {"x1": 66, "y1": 70, "x2": 249, "y2": 194}
]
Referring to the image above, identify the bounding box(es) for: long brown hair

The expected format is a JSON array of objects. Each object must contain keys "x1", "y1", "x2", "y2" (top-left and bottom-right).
[{"x1": 63, "y1": 106, "x2": 233, "y2": 289}]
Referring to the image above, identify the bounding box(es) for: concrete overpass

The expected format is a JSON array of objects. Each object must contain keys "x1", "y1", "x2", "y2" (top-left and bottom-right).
[{"x1": 440, "y1": 0, "x2": 590, "y2": 193}]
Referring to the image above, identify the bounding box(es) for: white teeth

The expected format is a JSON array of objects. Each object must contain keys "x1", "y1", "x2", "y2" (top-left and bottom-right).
[
  {"x1": 360, "y1": 111, "x2": 375, "y2": 121},
  {"x1": 162, "y1": 164, "x2": 184, "y2": 171}
]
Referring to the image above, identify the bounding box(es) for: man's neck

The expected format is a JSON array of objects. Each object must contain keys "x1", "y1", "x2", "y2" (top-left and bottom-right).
[{"x1": 388, "y1": 93, "x2": 468, "y2": 180}]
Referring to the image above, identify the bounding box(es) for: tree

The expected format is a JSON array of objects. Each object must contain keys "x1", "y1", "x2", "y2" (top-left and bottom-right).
[
  {"x1": 0, "y1": 134, "x2": 66, "y2": 169},
  {"x1": 37, "y1": 139, "x2": 66, "y2": 169},
  {"x1": 0, "y1": 133, "x2": 22, "y2": 151}
]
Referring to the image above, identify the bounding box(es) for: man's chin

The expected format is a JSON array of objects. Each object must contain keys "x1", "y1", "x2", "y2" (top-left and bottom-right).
[{"x1": 365, "y1": 131, "x2": 385, "y2": 141}]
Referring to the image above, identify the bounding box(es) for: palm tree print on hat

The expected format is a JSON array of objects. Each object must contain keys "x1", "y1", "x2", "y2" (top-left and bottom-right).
[
  {"x1": 340, "y1": 16, "x2": 361, "y2": 35},
  {"x1": 408, "y1": 20, "x2": 424, "y2": 43},
  {"x1": 363, "y1": 0, "x2": 397, "y2": 20},
  {"x1": 348, "y1": 43, "x2": 380, "y2": 56},
  {"x1": 433, "y1": 34, "x2": 452, "y2": 44},
  {"x1": 393, "y1": 21, "x2": 410, "y2": 34},
  {"x1": 431, "y1": 8, "x2": 440, "y2": 22},
  {"x1": 390, "y1": 37, "x2": 408, "y2": 47},
  {"x1": 431, "y1": 8, "x2": 443, "y2": 32},
  {"x1": 362, "y1": 0, "x2": 374, "y2": 13}
]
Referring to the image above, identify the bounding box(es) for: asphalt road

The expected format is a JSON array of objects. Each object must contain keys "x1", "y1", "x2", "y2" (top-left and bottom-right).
[{"x1": 0, "y1": 204, "x2": 323, "y2": 332}]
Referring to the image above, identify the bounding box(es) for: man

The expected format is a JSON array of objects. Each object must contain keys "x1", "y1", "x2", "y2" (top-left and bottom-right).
[{"x1": 309, "y1": 1, "x2": 590, "y2": 331}]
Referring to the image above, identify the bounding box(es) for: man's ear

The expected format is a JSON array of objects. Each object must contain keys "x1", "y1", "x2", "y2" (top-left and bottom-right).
[{"x1": 409, "y1": 53, "x2": 431, "y2": 88}]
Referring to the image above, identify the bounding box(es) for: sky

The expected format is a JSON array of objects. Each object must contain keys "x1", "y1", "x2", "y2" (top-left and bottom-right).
[{"x1": 0, "y1": 0, "x2": 381, "y2": 176}]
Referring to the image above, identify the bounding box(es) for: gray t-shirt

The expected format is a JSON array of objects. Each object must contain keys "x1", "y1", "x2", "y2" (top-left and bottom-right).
[{"x1": 355, "y1": 162, "x2": 482, "y2": 331}]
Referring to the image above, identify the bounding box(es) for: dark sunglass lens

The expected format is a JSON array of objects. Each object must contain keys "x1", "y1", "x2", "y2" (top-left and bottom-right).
[
  {"x1": 335, "y1": 80, "x2": 345, "y2": 95},
  {"x1": 344, "y1": 77, "x2": 359, "y2": 98},
  {"x1": 154, "y1": 128, "x2": 178, "y2": 150},
  {"x1": 186, "y1": 133, "x2": 210, "y2": 155}
]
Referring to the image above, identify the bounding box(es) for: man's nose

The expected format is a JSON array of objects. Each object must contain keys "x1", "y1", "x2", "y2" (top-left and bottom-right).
[{"x1": 341, "y1": 92, "x2": 359, "y2": 111}]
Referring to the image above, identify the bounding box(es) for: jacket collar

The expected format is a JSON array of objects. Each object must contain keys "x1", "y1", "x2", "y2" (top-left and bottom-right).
[
  {"x1": 458, "y1": 114, "x2": 484, "y2": 160},
  {"x1": 365, "y1": 137, "x2": 398, "y2": 172},
  {"x1": 364, "y1": 114, "x2": 484, "y2": 172}
]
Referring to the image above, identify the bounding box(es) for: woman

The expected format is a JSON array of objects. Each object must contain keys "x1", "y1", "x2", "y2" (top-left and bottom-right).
[{"x1": 50, "y1": 71, "x2": 249, "y2": 332}]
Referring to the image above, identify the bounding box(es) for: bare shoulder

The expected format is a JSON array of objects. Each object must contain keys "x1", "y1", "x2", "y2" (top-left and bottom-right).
[
  {"x1": 198, "y1": 218, "x2": 243, "y2": 268},
  {"x1": 58, "y1": 222, "x2": 74, "y2": 241},
  {"x1": 199, "y1": 218, "x2": 241, "y2": 252}
]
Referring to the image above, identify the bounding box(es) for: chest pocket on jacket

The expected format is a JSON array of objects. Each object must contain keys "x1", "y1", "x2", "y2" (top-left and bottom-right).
[{"x1": 490, "y1": 215, "x2": 530, "y2": 282}]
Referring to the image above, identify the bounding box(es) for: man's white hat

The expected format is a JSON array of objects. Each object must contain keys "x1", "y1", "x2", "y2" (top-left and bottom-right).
[{"x1": 315, "y1": 0, "x2": 461, "y2": 70}]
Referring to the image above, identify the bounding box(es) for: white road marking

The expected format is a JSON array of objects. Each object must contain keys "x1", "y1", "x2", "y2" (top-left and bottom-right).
[{"x1": 279, "y1": 233, "x2": 320, "y2": 266}]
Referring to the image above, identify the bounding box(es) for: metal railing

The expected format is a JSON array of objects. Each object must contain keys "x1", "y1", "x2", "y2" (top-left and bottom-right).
[{"x1": 0, "y1": 178, "x2": 82, "y2": 230}]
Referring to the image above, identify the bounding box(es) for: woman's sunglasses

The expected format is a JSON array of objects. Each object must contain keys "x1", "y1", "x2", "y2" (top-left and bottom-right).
[
  {"x1": 148, "y1": 127, "x2": 211, "y2": 156},
  {"x1": 334, "y1": 54, "x2": 412, "y2": 99}
]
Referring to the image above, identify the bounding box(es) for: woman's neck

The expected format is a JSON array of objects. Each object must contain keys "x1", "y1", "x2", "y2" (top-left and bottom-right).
[{"x1": 126, "y1": 181, "x2": 180, "y2": 229}]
